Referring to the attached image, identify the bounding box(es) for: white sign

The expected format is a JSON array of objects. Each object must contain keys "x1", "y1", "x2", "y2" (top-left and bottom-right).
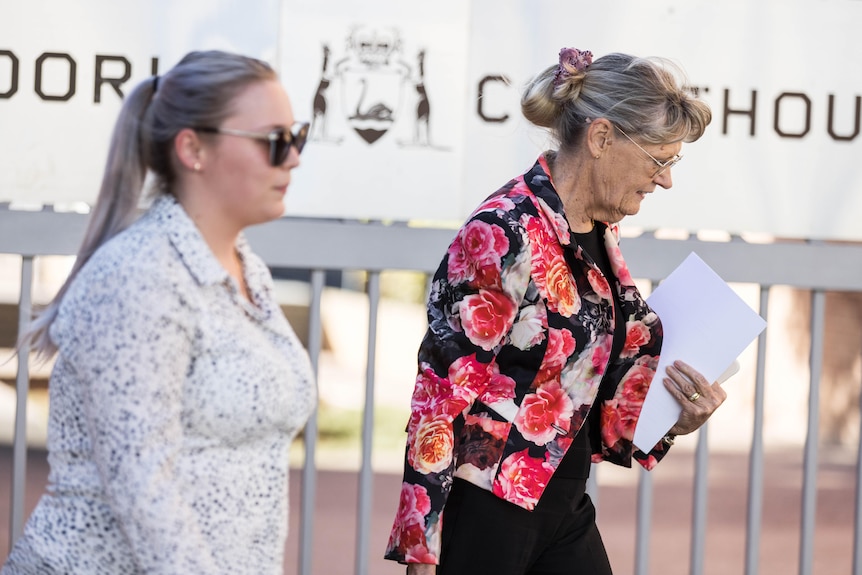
[
  {"x1": 279, "y1": 0, "x2": 469, "y2": 222},
  {"x1": 0, "y1": 0, "x2": 281, "y2": 207},
  {"x1": 2, "y1": 0, "x2": 861, "y2": 241}
]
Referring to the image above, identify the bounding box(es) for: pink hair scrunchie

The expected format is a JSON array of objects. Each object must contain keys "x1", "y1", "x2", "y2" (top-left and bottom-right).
[{"x1": 553, "y1": 47, "x2": 593, "y2": 87}]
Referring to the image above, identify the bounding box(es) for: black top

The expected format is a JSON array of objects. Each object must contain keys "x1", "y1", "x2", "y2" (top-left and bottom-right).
[{"x1": 553, "y1": 224, "x2": 626, "y2": 478}]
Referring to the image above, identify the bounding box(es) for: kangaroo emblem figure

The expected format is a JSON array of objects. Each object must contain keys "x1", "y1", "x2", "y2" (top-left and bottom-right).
[
  {"x1": 413, "y1": 50, "x2": 431, "y2": 146},
  {"x1": 311, "y1": 45, "x2": 341, "y2": 142}
]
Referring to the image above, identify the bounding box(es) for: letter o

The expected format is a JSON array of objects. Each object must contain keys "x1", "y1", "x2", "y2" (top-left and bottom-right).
[
  {"x1": 0, "y1": 50, "x2": 18, "y2": 99},
  {"x1": 774, "y1": 92, "x2": 811, "y2": 138},
  {"x1": 35, "y1": 52, "x2": 76, "y2": 101}
]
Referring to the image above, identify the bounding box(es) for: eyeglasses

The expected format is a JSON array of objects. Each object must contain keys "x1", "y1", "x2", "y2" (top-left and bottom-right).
[
  {"x1": 195, "y1": 122, "x2": 310, "y2": 166},
  {"x1": 614, "y1": 125, "x2": 682, "y2": 177}
]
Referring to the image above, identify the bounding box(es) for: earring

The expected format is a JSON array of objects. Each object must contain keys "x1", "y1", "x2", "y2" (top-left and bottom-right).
[
  {"x1": 594, "y1": 155, "x2": 600, "y2": 159},
  {"x1": 193, "y1": 162, "x2": 201, "y2": 172}
]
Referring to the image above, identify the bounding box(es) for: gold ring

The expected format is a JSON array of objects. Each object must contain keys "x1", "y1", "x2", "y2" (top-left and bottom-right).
[{"x1": 688, "y1": 391, "x2": 701, "y2": 402}]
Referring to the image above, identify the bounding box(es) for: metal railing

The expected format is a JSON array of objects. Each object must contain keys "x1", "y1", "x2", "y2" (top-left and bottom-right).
[{"x1": 2, "y1": 206, "x2": 862, "y2": 575}]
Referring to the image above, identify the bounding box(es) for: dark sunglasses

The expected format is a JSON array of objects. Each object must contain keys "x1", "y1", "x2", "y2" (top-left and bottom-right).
[{"x1": 195, "y1": 122, "x2": 309, "y2": 166}]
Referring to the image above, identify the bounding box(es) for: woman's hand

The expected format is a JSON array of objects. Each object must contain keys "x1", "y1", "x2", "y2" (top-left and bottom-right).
[
  {"x1": 407, "y1": 564, "x2": 436, "y2": 575},
  {"x1": 663, "y1": 360, "x2": 727, "y2": 436}
]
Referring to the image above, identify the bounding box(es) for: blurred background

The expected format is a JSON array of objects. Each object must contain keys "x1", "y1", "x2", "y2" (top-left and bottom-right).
[{"x1": 2, "y1": 1, "x2": 861, "y2": 574}]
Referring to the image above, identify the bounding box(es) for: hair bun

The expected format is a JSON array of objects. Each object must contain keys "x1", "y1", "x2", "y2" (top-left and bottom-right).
[{"x1": 552, "y1": 47, "x2": 593, "y2": 88}]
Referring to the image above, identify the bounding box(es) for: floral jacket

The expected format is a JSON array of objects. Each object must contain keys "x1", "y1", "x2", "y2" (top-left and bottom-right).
[{"x1": 384, "y1": 155, "x2": 669, "y2": 565}]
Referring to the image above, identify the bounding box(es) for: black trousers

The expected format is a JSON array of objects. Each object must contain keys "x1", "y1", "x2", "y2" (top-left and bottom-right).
[{"x1": 434, "y1": 477, "x2": 613, "y2": 575}]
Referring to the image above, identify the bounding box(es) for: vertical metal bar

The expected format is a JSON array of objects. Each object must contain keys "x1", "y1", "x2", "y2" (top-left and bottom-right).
[
  {"x1": 799, "y1": 289, "x2": 826, "y2": 575},
  {"x1": 690, "y1": 423, "x2": 709, "y2": 575},
  {"x1": 634, "y1": 279, "x2": 661, "y2": 575},
  {"x1": 299, "y1": 270, "x2": 325, "y2": 575},
  {"x1": 745, "y1": 286, "x2": 770, "y2": 575},
  {"x1": 854, "y1": 332, "x2": 862, "y2": 575},
  {"x1": 354, "y1": 271, "x2": 380, "y2": 575},
  {"x1": 10, "y1": 256, "x2": 33, "y2": 548},
  {"x1": 587, "y1": 463, "x2": 599, "y2": 515},
  {"x1": 634, "y1": 466, "x2": 653, "y2": 575}
]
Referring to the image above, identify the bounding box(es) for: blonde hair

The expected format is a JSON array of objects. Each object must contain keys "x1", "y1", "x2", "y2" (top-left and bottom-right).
[
  {"x1": 521, "y1": 52, "x2": 712, "y2": 150},
  {"x1": 24, "y1": 50, "x2": 276, "y2": 357}
]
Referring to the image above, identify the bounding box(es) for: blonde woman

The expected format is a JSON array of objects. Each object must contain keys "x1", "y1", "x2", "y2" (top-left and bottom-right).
[{"x1": 3, "y1": 50, "x2": 316, "y2": 574}]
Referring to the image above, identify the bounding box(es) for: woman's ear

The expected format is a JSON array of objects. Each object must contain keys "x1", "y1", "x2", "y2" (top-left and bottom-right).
[
  {"x1": 174, "y1": 128, "x2": 205, "y2": 172},
  {"x1": 586, "y1": 118, "x2": 613, "y2": 159}
]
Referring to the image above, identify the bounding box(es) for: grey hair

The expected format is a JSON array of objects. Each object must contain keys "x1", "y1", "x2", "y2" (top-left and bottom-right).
[
  {"x1": 23, "y1": 50, "x2": 277, "y2": 357},
  {"x1": 521, "y1": 52, "x2": 712, "y2": 150}
]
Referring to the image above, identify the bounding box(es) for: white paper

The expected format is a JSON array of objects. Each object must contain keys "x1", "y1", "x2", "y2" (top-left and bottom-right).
[{"x1": 633, "y1": 252, "x2": 767, "y2": 452}]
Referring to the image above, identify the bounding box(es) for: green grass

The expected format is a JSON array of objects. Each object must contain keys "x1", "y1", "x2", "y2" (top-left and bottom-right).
[{"x1": 291, "y1": 402, "x2": 410, "y2": 471}]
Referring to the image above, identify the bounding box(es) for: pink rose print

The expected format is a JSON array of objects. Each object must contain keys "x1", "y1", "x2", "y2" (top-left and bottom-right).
[
  {"x1": 523, "y1": 216, "x2": 580, "y2": 316},
  {"x1": 408, "y1": 413, "x2": 454, "y2": 474},
  {"x1": 640, "y1": 454, "x2": 659, "y2": 471},
  {"x1": 396, "y1": 523, "x2": 434, "y2": 563},
  {"x1": 460, "y1": 289, "x2": 517, "y2": 351},
  {"x1": 607, "y1": 222, "x2": 621, "y2": 241},
  {"x1": 472, "y1": 264, "x2": 503, "y2": 290},
  {"x1": 523, "y1": 214, "x2": 555, "y2": 269},
  {"x1": 590, "y1": 335, "x2": 613, "y2": 376},
  {"x1": 601, "y1": 399, "x2": 626, "y2": 449},
  {"x1": 387, "y1": 483, "x2": 435, "y2": 562},
  {"x1": 635, "y1": 353, "x2": 659, "y2": 372},
  {"x1": 404, "y1": 539, "x2": 437, "y2": 563},
  {"x1": 523, "y1": 216, "x2": 561, "y2": 269},
  {"x1": 394, "y1": 482, "x2": 431, "y2": 526},
  {"x1": 605, "y1": 239, "x2": 635, "y2": 286},
  {"x1": 618, "y1": 362, "x2": 654, "y2": 410},
  {"x1": 602, "y1": 362, "x2": 655, "y2": 449},
  {"x1": 471, "y1": 195, "x2": 516, "y2": 216},
  {"x1": 409, "y1": 366, "x2": 463, "y2": 429},
  {"x1": 544, "y1": 257, "x2": 581, "y2": 317},
  {"x1": 514, "y1": 380, "x2": 574, "y2": 445},
  {"x1": 447, "y1": 220, "x2": 510, "y2": 285},
  {"x1": 535, "y1": 196, "x2": 571, "y2": 245},
  {"x1": 620, "y1": 320, "x2": 651, "y2": 359},
  {"x1": 587, "y1": 268, "x2": 613, "y2": 301},
  {"x1": 448, "y1": 354, "x2": 492, "y2": 403},
  {"x1": 464, "y1": 413, "x2": 510, "y2": 441},
  {"x1": 478, "y1": 372, "x2": 516, "y2": 405},
  {"x1": 492, "y1": 449, "x2": 555, "y2": 510},
  {"x1": 509, "y1": 304, "x2": 547, "y2": 351},
  {"x1": 539, "y1": 328, "x2": 577, "y2": 373}
]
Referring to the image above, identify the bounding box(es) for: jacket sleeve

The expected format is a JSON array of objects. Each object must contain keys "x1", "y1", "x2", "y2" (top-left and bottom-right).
[
  {"x1": 633, "y1": 437, "x2": 672, "y2": 470},
  {"x1": 594, "y1": 223, "x2": 672, "y2": 471},
  {"x1": 54, "y1": 268, "x2": 221, "y2": 574},
  {"x1": 384, "y1": 208, "x2": 530, "y2": 565}
]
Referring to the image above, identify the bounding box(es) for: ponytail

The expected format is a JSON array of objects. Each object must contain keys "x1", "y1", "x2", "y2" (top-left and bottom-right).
[
  {"x1": 21, "y1": 51, "x2": 276, "y2": 358},
  {"x1": 22, "y1": 77, "x2": 157, "y2": 357}
]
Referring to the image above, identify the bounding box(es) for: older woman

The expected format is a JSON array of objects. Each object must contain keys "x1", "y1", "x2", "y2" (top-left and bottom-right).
[{"x1": 385, "y1": 47, "x2": 724, "y2": 574}]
